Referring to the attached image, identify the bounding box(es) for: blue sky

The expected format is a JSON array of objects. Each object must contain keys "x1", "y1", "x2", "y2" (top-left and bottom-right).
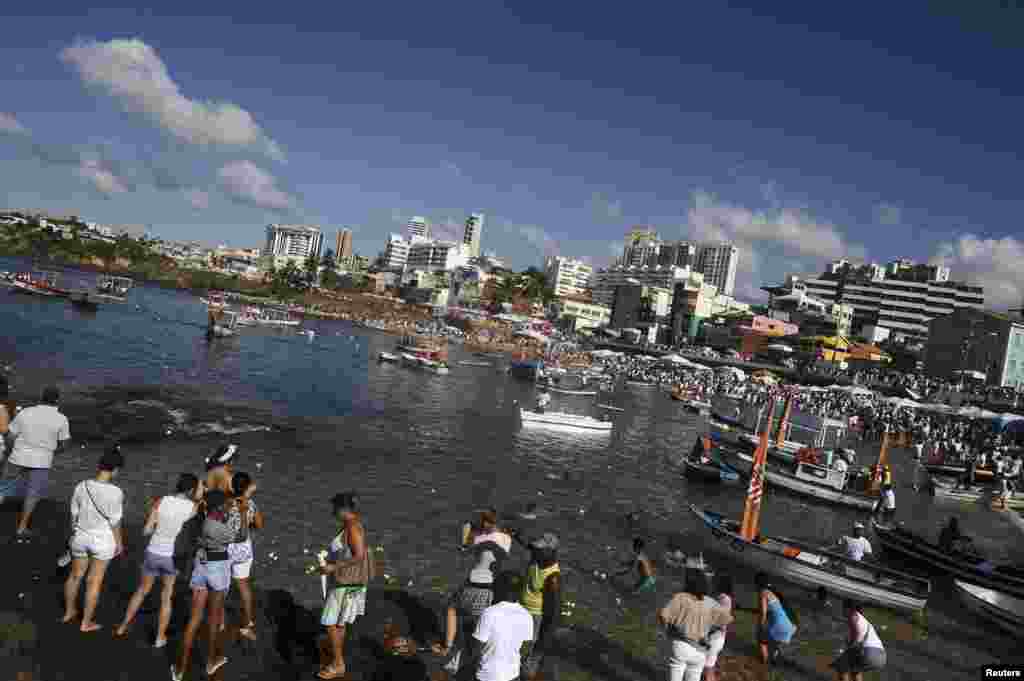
[{"x1": 1, "y1": 2, "x2": 1022, "y2": 306}]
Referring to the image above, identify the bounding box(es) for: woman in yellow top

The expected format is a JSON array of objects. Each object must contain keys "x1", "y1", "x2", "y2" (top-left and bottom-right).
[{"x1": 519, "y1": 532, "x2": 561, "y2": 681}]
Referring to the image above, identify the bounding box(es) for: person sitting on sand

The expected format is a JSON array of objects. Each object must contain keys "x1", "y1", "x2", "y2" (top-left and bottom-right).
[
  {"x1": 61, "y1": 445, "x2": 125, "y2": 633},
  {"x1": 614, "y1": 538, "x2": 657, "y2": 593}
]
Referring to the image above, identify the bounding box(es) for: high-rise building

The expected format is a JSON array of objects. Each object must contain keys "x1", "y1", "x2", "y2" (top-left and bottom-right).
[
  {"x1": 265, "y1": 224, "x2": 323, "y2": 265},
  {"x1": 407, "y1": 241, "x2": 471, "y2": 272},
  {"x1": 622, "y1": 227, "x2": 660, "y2": 267},
  {"x1": 380, "y1": 234, "x2": 410, "y2": 271},
  {"x1": 591, "y1": 264, "x2": 691, "y2": 308},
  {"x1": 544, "y1": 256, "x2": 594, "y2": 298},
  {"x1": 696, "y1": 242, "x2": 738, "y2": 297},
  {"x1": 335, "y1": 228, "x2": 353, "y2": 260},
  {"x1": 791, "y1": 259, "x2": 984, "y2": 341},
  {"x1": 463, "y1": 213, "x2": 484, "y2": 258},
  {"x1": 407, "y1": 216, "x2": 430, "y2": 242}
]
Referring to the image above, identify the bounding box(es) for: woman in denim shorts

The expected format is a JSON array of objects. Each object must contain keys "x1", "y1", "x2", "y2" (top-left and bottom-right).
[
  {"x1": 115, "y1": 473, "x2": 202, "y2": 647},
  {"x1": 172, "y1": 489, "x2": 234, "y2": 681}
]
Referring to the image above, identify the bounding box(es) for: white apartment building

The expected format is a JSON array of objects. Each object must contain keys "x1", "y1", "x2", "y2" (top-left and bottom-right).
[
  {"x1": 407, "y1": 240, "x2": 471, "y2": 272},
  {"x1": 407, "y1": 216, "x2": 430, "y2": 241},
  {"x1": 791, "y1": 260, "x2": 984, "y2": 340},
  {"x1": 380, "y1": 234, "x2": 411, "y2": 270},
  {"x1": 265, "y1": 224, "x2": 323, "y2": 265},
  {"x1": 544, "y1": 256, "x2": 593, "y2": 297},
  {"x1": 463, "y1": 213, "x2": 484, "y2": 258},
  {"x1": 555, "y1": 298, "x2": 612, "y2": 330},
  {"x1": 696, "y1": 242, "x2": 738, "y2": 297},
  {"x1": 591, "y1": 265, "x2": 691, "y2": 308}
]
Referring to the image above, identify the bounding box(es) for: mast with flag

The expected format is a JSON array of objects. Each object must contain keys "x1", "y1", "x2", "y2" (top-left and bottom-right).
[
  {"x1": 776, "y1": 393, "x2": 793, "y2": 449},
  {"x1": 741, "y1": 398, "x2": 776, "y2": 542}
]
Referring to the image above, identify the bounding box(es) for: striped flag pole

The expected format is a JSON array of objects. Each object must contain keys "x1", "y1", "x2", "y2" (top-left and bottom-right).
[{"x1": 741, "y1": 398, "x2": 775, "y2": 541}]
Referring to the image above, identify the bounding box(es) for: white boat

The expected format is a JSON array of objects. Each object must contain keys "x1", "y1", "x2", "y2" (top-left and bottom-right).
[
  {"x1": 931, "y1": 479, "x2": 1024, "y2": 510},
  {"x1": 954, "y1": 580, "x2": 1024, "y2": 637},
  {"x1": 549, "y1": 388, "x2": 598, "y2": 396},
  {"x1": 691, "y1": 506, "x2": 930, "y2": 612},
  {"x1": 207, "y1": 310, "x2": 238, "y2": 338},
  {"x1": 597, "y1": 404, "x2": 625, "y2": 412},
  {"x1": 237, "y1": 306, "x2": 300, "y2": 327},
  {"x1": 400, "y1": 353, "x2": 450, "y2": 375},
  {"x1": 11, "y1": 271, "x2": 69, "y2": 298},
  {"x1": 458, "y1": 360, "x2": 492, "y2": 367},
  {"x1": 731, "y1": 452, "x2": 876, "y2": 510},
  {"x1": 69, "y1": 275, "x2": 133, "y2": 307},
  {"x1": 378, "y1": 352, "x2": 400, "y2": 363},
  {"x1": 520, "y1": 409, "x2": 613, "y2": 431}
]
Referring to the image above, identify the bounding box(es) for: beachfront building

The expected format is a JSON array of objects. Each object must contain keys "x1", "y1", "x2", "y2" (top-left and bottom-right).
[
  {"x1": 265, "y1": 224, "x2": 323, "y2": 267},
  {"x1": 696, "y1": 242, "x2": 739, "y2": 297},
  {"x1": 610, "y1": 285, "x2": 672, "y2": 344},
  {"x1": 591, "y1": 264, "x2": 691, "y2": 308},
  {"x1": 669, "y1": 271, "x2": 719, "y2": 344},
  {"x1": 379, "y1": 234, "x2": 411, "y2": 271},
  {"x1": 407, "y1": 216, "x2": 430, "y2": 241},
  {"x1": 925, "y1": 308, "x2": 1024, "y2": 387},
  {"x1": 407, "y1": 240, "x2": 471, "y2": 272},
  {"x1": 543, "y1": 256, "x2": 593, "y2": 298},
  {"x1": 551, "y1": 296, "x2": 611, "y2": 332},
  {"x1": 789, "y1": 259, "x2": 984, "y2": 342},
  {"x1": 762, "y1": 280, "x2": 854, "y2": 338},
  {"x1": 463, "y1": 213, "x2": 484, "y2": 258},
  {"x1": 703, "y1": 313, "x2": 799, "y2": 355},
  {"x1": 335, "y1": 228, "x2": 353, "y2": 260}
]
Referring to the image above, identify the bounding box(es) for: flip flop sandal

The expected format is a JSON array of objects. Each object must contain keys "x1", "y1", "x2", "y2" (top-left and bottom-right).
[{"x1": 207, "y1": 657, "x2": 228, "y2": 676}]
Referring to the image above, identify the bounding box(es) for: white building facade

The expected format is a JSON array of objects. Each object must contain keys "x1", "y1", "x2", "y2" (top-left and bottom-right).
[
  {"x1": 696, "y1": 242, "x2": 738, "y2": 297},
  {"x1": 407, "y1": 241, "x2": 471, "y2": 272},
  {"x1": 265, "y1": 224, "x2": 323, "y2": 266},
  {"x1": 543, "y1": 256, "x2": 593, "y2": 297},
  {"x1": 407, "y1": 216, "x2": 430, "y2": 241},
  {"x1": 591, "y1": 265, "x2": 691, "y2": 308},
  {"x1": 380, "y1": 234, "x2": 411, "y2": 270}
]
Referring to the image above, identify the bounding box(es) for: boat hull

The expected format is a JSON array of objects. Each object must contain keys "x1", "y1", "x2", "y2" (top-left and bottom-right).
[
  {"x1": 683, "y1": 458, "x2": 740, "y2": 483},
  {"x1": 520, "y1": 409, "x2": 612, "y2": 431},
  {"x1": 549, "y1": 388, "x2": 597, "y2": 396},
  {"x1": 11, "y1": 281, "x2": 68, "y2": 297},
  {"x1": 691, "y1": 506, "x2": 929, "y2": 612},
  {"x1": 872, "y1": 521, "x2": 1024, "y2": 599},
  {"x1": 954, "y1": 580, "x2": 1024, "y2": 638},
  {"x1": 378, "y1": 352, "x2": 400, "y2": 363},
  {"x1": 730, "y1": 452, "x2": 876, "y2": 510}
]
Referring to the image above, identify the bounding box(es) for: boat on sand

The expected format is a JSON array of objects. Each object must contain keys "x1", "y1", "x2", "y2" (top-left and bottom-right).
[{"x1": 954, "y1": 580, "x2": 1024, "y2": 637}]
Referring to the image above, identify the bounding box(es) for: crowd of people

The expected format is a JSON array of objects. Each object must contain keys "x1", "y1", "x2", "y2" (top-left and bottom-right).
[{"x1": 0, "y1": 378, "x2": 992, "y2": 681}]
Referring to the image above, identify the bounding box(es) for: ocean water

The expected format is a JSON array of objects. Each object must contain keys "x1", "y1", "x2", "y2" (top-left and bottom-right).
[{"x1": 1, "y1": 257, "x2": 1021, "y2": 661}]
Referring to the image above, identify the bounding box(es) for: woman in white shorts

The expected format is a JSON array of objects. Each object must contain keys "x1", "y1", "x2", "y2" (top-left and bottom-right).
[
  {"x1": 227, "y1": 471, "x2": 264, "y2": 640},
  {"x1": 704, "y1": 573, "x2": 734, "y2": 681},
  {"x1": 114, "y1": 473, "x2": 202, "y2": 646},
  {"x1": 61, "y1": 446, "x2": 125, "y2": 633}
]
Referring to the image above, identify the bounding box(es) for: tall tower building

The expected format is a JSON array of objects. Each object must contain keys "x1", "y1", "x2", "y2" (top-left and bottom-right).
[
  {"x1": 335, "y1": 228, "x2": 353, "y2": 260},
  {"x1": 463, "y1": 213, "x2": 484, "y2": 258},
  {"x1": 407, "y1": 216, "x2": 430, "y2": 242},
  {"x1": 696, "y1": 242, "x2": 739, "y2": 297},
  {"x1": 622, "y1": 227, "x2": 661, "y2": 267}
]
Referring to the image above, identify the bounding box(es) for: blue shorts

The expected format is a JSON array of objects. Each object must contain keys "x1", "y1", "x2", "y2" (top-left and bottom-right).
[
  {"x1": 190, "y1": 559, "x2": 230, "y2": 592},
  {"x1": 0, "y1": 463, "x2": 49, "y2": 500},
  {"x1": 142, "y1": 551, "x2": 178, "y2": 577}
]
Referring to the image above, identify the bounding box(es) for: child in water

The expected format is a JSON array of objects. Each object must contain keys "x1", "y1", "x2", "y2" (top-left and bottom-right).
[{"x1": 615, "y1": 538, "x2": 656, "y2": 593}]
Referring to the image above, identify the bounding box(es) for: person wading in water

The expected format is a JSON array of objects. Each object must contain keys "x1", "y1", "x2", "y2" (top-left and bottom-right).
[{"x1": 517, "y1": 532, "x2": 561, "y2": 681}]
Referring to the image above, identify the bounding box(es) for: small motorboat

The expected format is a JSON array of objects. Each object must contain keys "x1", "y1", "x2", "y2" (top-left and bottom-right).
[
  {"x1": 954, "y1": 580, "x2": 1024, "y2": 637},
  {"x1": 682, "y1": 456, "x2": 741, "y2": 483},
  {"x1": 458, "y1": 360, "x2": 492, "y2": 367},
  {"x1": 730, "y1": 452, "x2": 876, "y2": 510},
  {"x1": 378, "y1": 351, "x2": 400, "y2": 363},
  {"x1": 549, "y1": 388, "x2": 598, "y2": 396},
  {"x1": 597, "y1": 404, "x2": 625, "y2": 412},
  {"x1": 520, "y1": 409, "x2": 613, "y2": 431}
]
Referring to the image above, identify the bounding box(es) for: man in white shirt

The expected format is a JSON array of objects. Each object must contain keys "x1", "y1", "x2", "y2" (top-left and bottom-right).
[
  {"x1": 0, "y1": 386, "x2": 71, "y2": 539},
  {"x1": 472, "y1": 572, "x2": 533, "y2": 681},
  {"x1": 838, "y1": 522, "x2": 872, "y2": 562}
]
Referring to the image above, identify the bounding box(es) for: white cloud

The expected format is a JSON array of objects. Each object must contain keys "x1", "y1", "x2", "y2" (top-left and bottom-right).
[
  {"x1": 183, "y1": 188, "x2": 210, "y2": 209},
  {"x1": 61, "y1": 38, "x2": 284, "y2": 160},
  {"x1": 0, "y1": 112, "x2": 28, "y2": 135},
  {"x1": 217, "y1": 160, "x2": 295, "y2": 212},
  {"x1": 76, "y1": 155, "x2": 128, "y2": 197},
  {"x1": 931, "y1": 235, "x2": 1024, "y2": 310},
  {"x1": 684, "y1": 190, "x2": 866, "y2": 300},
  {"x1": 588, "y1": 192, "x2": 623, "y2": 221},
  {"x1": 875, "y1": 202, "x2": 902, "y2": 226}
]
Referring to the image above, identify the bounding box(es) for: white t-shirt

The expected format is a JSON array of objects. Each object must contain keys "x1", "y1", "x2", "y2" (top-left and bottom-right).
[
  {"x1": 841, "y1": 535, "x2": 872, "y2": 561},
  {"x1": 8, "y1": 405, "x2": 70, "y2": 469},
  {"x1": 851, "y1": 612, "x2": 884, "y2": 650},
  {"x1": 70, "y1": 480, "x2": 123, "y2": 539},
  {"x1": 148, "y1": 494, "x2": 198, "y2": 557},
  {"x1": 474, "y1": 601, "x2": 534, "y2": 681}
]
